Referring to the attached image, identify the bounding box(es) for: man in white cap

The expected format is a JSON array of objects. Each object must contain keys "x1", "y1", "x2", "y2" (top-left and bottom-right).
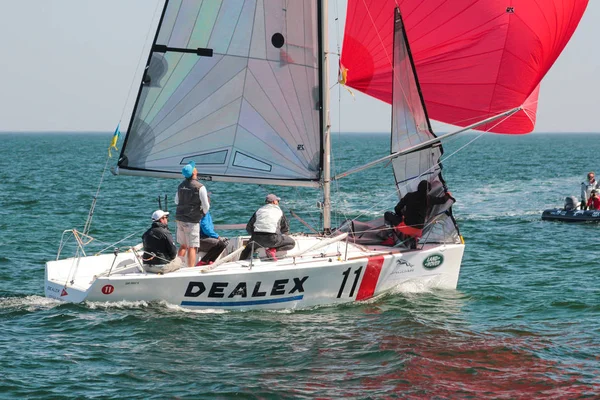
[
  {"x1": 141, "y1": 210, "x2": 182, "y2": 273},
  {"x1": 239, "y1": 193, "x2": 295, "y2": 261},
  {"x1": 175, "y1": 161, "x2": 210, "y2": 267}
]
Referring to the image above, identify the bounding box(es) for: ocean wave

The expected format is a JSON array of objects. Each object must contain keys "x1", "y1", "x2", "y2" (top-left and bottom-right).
[
  {"x1": 163, "y1": 302, "x2": 229, "y2": 314},
  {"x1": 84, "y1": 300, "x2": 151, "y2": 310},
  {"x1": 0, "y1": 295, "x2": 61, "y2": 312}
]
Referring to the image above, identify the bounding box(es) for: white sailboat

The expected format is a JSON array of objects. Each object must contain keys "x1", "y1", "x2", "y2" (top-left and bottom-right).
[{"x1": 45, "y1": 0, "x2": 587, "y2": 309}]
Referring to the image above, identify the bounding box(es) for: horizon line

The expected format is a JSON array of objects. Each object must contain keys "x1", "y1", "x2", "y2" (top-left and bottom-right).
[{"x1": 1, "y1": 130, "x2": 599, "y2": 135}]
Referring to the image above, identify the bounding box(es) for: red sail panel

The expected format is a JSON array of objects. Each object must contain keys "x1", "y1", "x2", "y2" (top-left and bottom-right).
[{"x1": 341, "y1": 0, "x2": 588, "y2": 133}]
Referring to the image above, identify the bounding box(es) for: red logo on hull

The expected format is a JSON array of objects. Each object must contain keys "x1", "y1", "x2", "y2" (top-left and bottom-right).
[
  {"x1": 61, "y1": 289, "x2": 68, "y2": 297},
  {"x1": 101, "y1": 285, "x2": 115, "y2": 295}
]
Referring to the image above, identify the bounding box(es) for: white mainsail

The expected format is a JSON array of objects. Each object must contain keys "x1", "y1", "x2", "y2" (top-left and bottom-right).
[{"x1": 117, "y1": 0, "x2": 323, "y2": 187}]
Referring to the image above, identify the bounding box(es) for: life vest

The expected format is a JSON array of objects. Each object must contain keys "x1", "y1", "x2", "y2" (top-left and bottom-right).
[{"x1": 176, "y1": 179, "x2": 204, "y2": 223}]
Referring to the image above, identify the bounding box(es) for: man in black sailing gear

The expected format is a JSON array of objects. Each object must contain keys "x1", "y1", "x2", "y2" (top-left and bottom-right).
[
  {"x1": 142, "y1": 210, "x2": 182, "y2": 273},
  {"x1": 384, "y1": 180, "x2": 452, "y2": 248},
  {"x1": 175, "y1": 161, "x2": 210, "y2": 267}
]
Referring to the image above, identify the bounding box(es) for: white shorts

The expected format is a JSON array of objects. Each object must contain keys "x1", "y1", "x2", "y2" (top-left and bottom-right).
[{"x1": 177, "y1": 221, "x2": 200, "y2": 247}]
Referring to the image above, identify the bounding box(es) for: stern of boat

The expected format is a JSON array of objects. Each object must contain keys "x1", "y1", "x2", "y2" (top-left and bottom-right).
[
  {"x1": 374, "y1": 243, "x2": 465, "y2": 294},
  {"x1": 45, "y1": 252, "x2": 143, "y2": 303}
]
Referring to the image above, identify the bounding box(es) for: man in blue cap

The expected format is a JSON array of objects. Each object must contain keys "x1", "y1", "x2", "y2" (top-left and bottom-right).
[{"x1": 175, "y1": 161, "x2": 210, "y2": 267}]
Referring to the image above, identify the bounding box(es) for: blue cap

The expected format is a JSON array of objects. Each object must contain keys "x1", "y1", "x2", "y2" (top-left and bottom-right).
[{"x1": 182, "y1": 161, "x2": 196, "y2": 178}]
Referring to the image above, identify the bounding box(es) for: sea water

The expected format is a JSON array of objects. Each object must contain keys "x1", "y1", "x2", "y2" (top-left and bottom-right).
[{"x1": 0, "y1": 132, "x2": 599, "y2": 398}]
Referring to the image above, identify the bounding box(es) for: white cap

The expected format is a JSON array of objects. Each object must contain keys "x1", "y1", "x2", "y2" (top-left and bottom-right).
[{"x1": 151, "y1": 210, "x2": 169, "y2": 221}]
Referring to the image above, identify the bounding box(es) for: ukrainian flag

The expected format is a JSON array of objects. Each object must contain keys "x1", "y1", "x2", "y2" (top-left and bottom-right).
[{"x1": 108, "y1": 123, "x2": 120, "y2": 158}]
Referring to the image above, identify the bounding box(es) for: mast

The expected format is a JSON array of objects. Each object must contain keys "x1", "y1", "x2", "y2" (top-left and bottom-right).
[{"x1": 321, "y1": 0, "x2": 332, "y2": 233}]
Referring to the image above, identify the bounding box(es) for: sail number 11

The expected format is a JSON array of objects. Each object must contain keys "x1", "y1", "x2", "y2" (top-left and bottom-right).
[{"x1": 336, "y1": 266, "x2": 363, "y2": 298}]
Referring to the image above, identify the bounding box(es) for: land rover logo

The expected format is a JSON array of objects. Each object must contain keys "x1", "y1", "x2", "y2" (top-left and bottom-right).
[{"x1": 423, "y1": 254, "x2": 444, "y2": 269}]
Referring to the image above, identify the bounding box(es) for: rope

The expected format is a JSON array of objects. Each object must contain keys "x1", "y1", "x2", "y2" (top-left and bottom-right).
[
  {"x1": 82, "y1": 3, "x2": 164, "y2": 237},
  {"x1": 82, "y1": 156, "x2": 111, "y2": 236},
  {"x1": 139, "y1": 251, "x2": 171, "y2": 265}
]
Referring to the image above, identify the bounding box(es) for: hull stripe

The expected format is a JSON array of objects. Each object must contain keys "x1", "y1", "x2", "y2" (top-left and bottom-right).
[
  {"x1": 356, "y1": 256, "x2": 384, "y2": 301},
  {"x1": 181, "y1": 295, "x2": 303, "y2": 307}
]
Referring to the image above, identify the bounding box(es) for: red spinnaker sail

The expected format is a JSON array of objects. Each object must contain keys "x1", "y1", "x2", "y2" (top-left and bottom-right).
[{"x1": 341, "y1": 0, "x2": 588, "y2": 133}]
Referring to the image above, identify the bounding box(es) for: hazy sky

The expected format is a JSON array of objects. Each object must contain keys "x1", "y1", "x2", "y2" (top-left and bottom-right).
[{"x1": 0, "y1": 0, "x2": 598, "y2": 133}]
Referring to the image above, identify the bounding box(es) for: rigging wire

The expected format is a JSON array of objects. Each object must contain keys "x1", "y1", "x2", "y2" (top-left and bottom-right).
[
  {"x1": 82, "y1": 1, "x2": 164, "y2": 238},
  {"x1": 94, "y1": 229, "x2": 147, "y2": 255},
  {"x1": 119, "y1": 0, "x2": 165, "y2": 125},
  {"x1": 327, "y1": 0, "x2": 354, "y2": 230},
  {"x1": 82, "y1": 157, "x2": 112, "y2": 236},
  {"x1": 342, "y1": 110, "x2": 518, "y2": 223}
]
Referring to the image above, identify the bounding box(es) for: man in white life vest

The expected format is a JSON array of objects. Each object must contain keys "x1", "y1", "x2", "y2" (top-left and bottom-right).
[
  {"x1": 240, "y1": 194, "x2": 295, "y2": 261},
  {"x1": 581, "y1": 171, "x2": 600, "y2": 210}
]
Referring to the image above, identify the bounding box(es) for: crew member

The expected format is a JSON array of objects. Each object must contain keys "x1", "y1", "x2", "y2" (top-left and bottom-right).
[
  {"x1": 142, "y1": 210, "x2": 182, "y2": 273},
  {"x1": 239, "y1": 194, "x2": 295, "y2": 261},
  {"x1": 175, "y1": 161, "x2": 209, "y2": 267}
]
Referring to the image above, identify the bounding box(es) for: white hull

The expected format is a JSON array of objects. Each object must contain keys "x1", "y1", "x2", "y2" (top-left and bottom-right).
[{"x1": 45, "y1": 236, "x2": 464, "y2": 310}]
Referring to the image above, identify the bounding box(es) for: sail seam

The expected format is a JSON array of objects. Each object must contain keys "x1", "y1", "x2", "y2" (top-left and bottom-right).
[
  {"x1": 484, "y1": 6, "x2": 513, "y2": 127},
  {"x1": 359, "y1": 0, "x2": 393, "y2": 81},
  {"x1": 227, "y1": 0, "x2": 254, "y2": 178},
  {"x1": 238, "y1": 91, "x2": 313, "y2": 175},
  {"x1": 146, "y1": 131, "x2": 233, "y2": 165},
  {"x1": 138, "y1": 0, "x2": 193, "y2": 123},
  {"x1": 251, "y1": 64, "x2": 313, "y2": 166},
  {"x1": 142, "y1": 55, "x2": 222, "y2": 139},
  {"x1": 224, "y1": 0, "x2": 246, "y2": 55},
  {"x1": 142, "y1": 1, "x2": 210, "y2": 127},
  {"x1": 141, "y1": 54, "x2": 185, "y2": 123},
  {"x1": 407, "y1": 0, "x2": 473, "y2": 46},
  {"x1": 148, "y1": 64, "x2": 241, "y2": 149},
  {"x1": 146, "y1": 120, "x2": 239, "y2": 162},
  {"x1": 286, "y1": 64, "x2": 313, "y2": 166},
  {"x1": 229, "y1": 0, "x2": 261, "y2": 177}
]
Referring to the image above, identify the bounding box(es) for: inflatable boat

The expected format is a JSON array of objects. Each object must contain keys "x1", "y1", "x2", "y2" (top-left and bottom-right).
[
  {"x1": 541, "y1": 208, "x2": 600, "y2": 223},
  {"x1": 541, "y1": 195, "x2": 600, "y2": 222}
]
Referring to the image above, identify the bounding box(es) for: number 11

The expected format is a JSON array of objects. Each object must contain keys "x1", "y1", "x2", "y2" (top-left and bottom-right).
[{"x1": 336, "y1": 266, "x2": 363, "y2": 298}]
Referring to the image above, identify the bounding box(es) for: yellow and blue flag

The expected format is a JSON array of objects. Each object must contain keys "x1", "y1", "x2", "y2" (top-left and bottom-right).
[{"x1": 108, "y1": 123, "x2": 120, "y2": 158}]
